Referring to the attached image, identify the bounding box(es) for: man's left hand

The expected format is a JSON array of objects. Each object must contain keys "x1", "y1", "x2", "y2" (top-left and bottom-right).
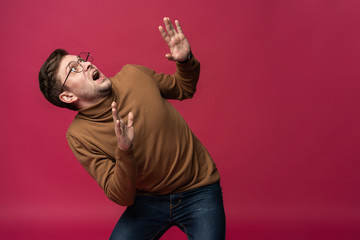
[{"x1": 159, "y1": 17, "x2": 191, "y2": 62}]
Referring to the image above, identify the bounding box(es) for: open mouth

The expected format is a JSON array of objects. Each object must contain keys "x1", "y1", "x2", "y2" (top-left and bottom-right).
[{"x1": 92, "y1": 70, "x2": 100, "y2": 80}]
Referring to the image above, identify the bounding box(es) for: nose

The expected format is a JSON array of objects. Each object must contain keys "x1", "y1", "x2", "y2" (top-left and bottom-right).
[{"x1": 82, "y1": 61, "x2": 93, "y2": 72}]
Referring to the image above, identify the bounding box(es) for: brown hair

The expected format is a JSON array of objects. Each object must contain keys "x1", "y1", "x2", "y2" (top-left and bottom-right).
[{"x1": 39, "y1": 49, "x2": 77, "y2": 111}]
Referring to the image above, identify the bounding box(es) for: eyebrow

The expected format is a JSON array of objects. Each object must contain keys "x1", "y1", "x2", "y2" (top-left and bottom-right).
[{"x1": 64, "y1": 56, "x2": 80, "y2": 73}]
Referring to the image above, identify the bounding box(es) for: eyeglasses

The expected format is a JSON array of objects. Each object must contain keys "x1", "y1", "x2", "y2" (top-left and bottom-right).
[{"x1": 60, "y1": 52, "x2": 94, "y2": 92}]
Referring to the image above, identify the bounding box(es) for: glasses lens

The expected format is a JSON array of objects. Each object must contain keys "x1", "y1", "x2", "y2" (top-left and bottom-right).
[
  {"x1": 68, "y1": 61, "x2": 83, "y2": 73},
  {"x1": 79, "y1": 52, "x2": 93, "y2": 62}
]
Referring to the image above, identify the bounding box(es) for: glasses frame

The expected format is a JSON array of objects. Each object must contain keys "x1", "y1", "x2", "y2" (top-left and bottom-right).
[{"x1": 60, "y1": 52, "x2": 93, "y2": 93}]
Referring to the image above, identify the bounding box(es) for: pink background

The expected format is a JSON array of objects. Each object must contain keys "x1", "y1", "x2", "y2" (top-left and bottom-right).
[{"x1": 1, "y1": 0, "x2": 360, "y2": 239}]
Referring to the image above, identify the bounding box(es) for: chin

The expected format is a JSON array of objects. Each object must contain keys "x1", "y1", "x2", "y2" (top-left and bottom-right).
[{"x1": 99, "y1": 79, "x2": 112, "y2": 93}]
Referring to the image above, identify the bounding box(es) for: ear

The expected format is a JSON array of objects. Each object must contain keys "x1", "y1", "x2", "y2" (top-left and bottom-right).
[{"x1": 59, "y1": 91, "x2": 78, "y2": 104}]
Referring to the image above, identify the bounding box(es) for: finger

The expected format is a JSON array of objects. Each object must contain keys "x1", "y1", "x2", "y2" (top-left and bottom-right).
[
  {"x1": 111, "y1": 102, "x2": 119, "y2": 122},
  {"x1": 111, "y1": 102, "x2": 123, "y2": 124},
  {"x1": 127, "y1": 112, "x2": 134, "y2": 128},
  {"x1": 175, "y1": 20, "x2": 183, "y2": 34},
  {"x1": 112, "y1": 109, "x2": 122, "y2": 124},
  {"x1": 159, "y1": 26, "x2": 170, "y2": 44},
  {"x1": 164, "y1": 17, "x2": 175, "y2": 37},
  {"x1": 115, "y1": 120, "x2": 123, "y2": 136},
  {"x1": 165, "y1": 53, "x2": 173, "y2": 61}
]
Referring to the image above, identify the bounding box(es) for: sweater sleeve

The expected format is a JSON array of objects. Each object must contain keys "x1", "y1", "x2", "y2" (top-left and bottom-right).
[
  {"x1": 133, "y1": 57, "x2": 200, "y2": 100},
  {"x1": 67, "y1": 135, "x2": 138, "y2": 206}
]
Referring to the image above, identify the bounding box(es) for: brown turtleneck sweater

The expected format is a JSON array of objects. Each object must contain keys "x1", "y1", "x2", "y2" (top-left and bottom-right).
[{"x1": 66, "y1": 57, "x2": 220, "y2": 206}]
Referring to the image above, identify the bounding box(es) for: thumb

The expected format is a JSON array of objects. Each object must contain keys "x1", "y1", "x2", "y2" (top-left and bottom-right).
[{"x1": 165, "y1": 53, "x2": 173, "y2": 61}]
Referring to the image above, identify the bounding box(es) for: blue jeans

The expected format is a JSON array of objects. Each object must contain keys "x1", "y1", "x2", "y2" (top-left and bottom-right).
[{"x1": 110, "y1": 182, "x2": 226, "y2": 240}]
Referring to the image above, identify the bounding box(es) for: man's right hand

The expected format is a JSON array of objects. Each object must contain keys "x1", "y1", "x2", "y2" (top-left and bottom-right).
[{"x1": 111, "y1": 102, "x2": 134, "y2": 150}]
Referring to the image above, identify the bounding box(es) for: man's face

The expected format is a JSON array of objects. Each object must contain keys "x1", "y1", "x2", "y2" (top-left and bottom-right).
[{"x1": 57, "y1": 54, "x2": 112, "y2": 105}]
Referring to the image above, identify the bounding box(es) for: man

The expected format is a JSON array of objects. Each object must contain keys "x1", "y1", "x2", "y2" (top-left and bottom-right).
[{"x1": 39, "y1": 17, "x2": 225, "y2": 240}]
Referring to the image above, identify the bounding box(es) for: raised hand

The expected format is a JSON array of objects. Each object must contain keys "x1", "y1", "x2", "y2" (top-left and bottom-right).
[
  {"x1": 159, "y1": 17, "x2": 191, "y2": 62},
  {"x1": 111, "y1": 102, "x2": 134, "y2": 150}
]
